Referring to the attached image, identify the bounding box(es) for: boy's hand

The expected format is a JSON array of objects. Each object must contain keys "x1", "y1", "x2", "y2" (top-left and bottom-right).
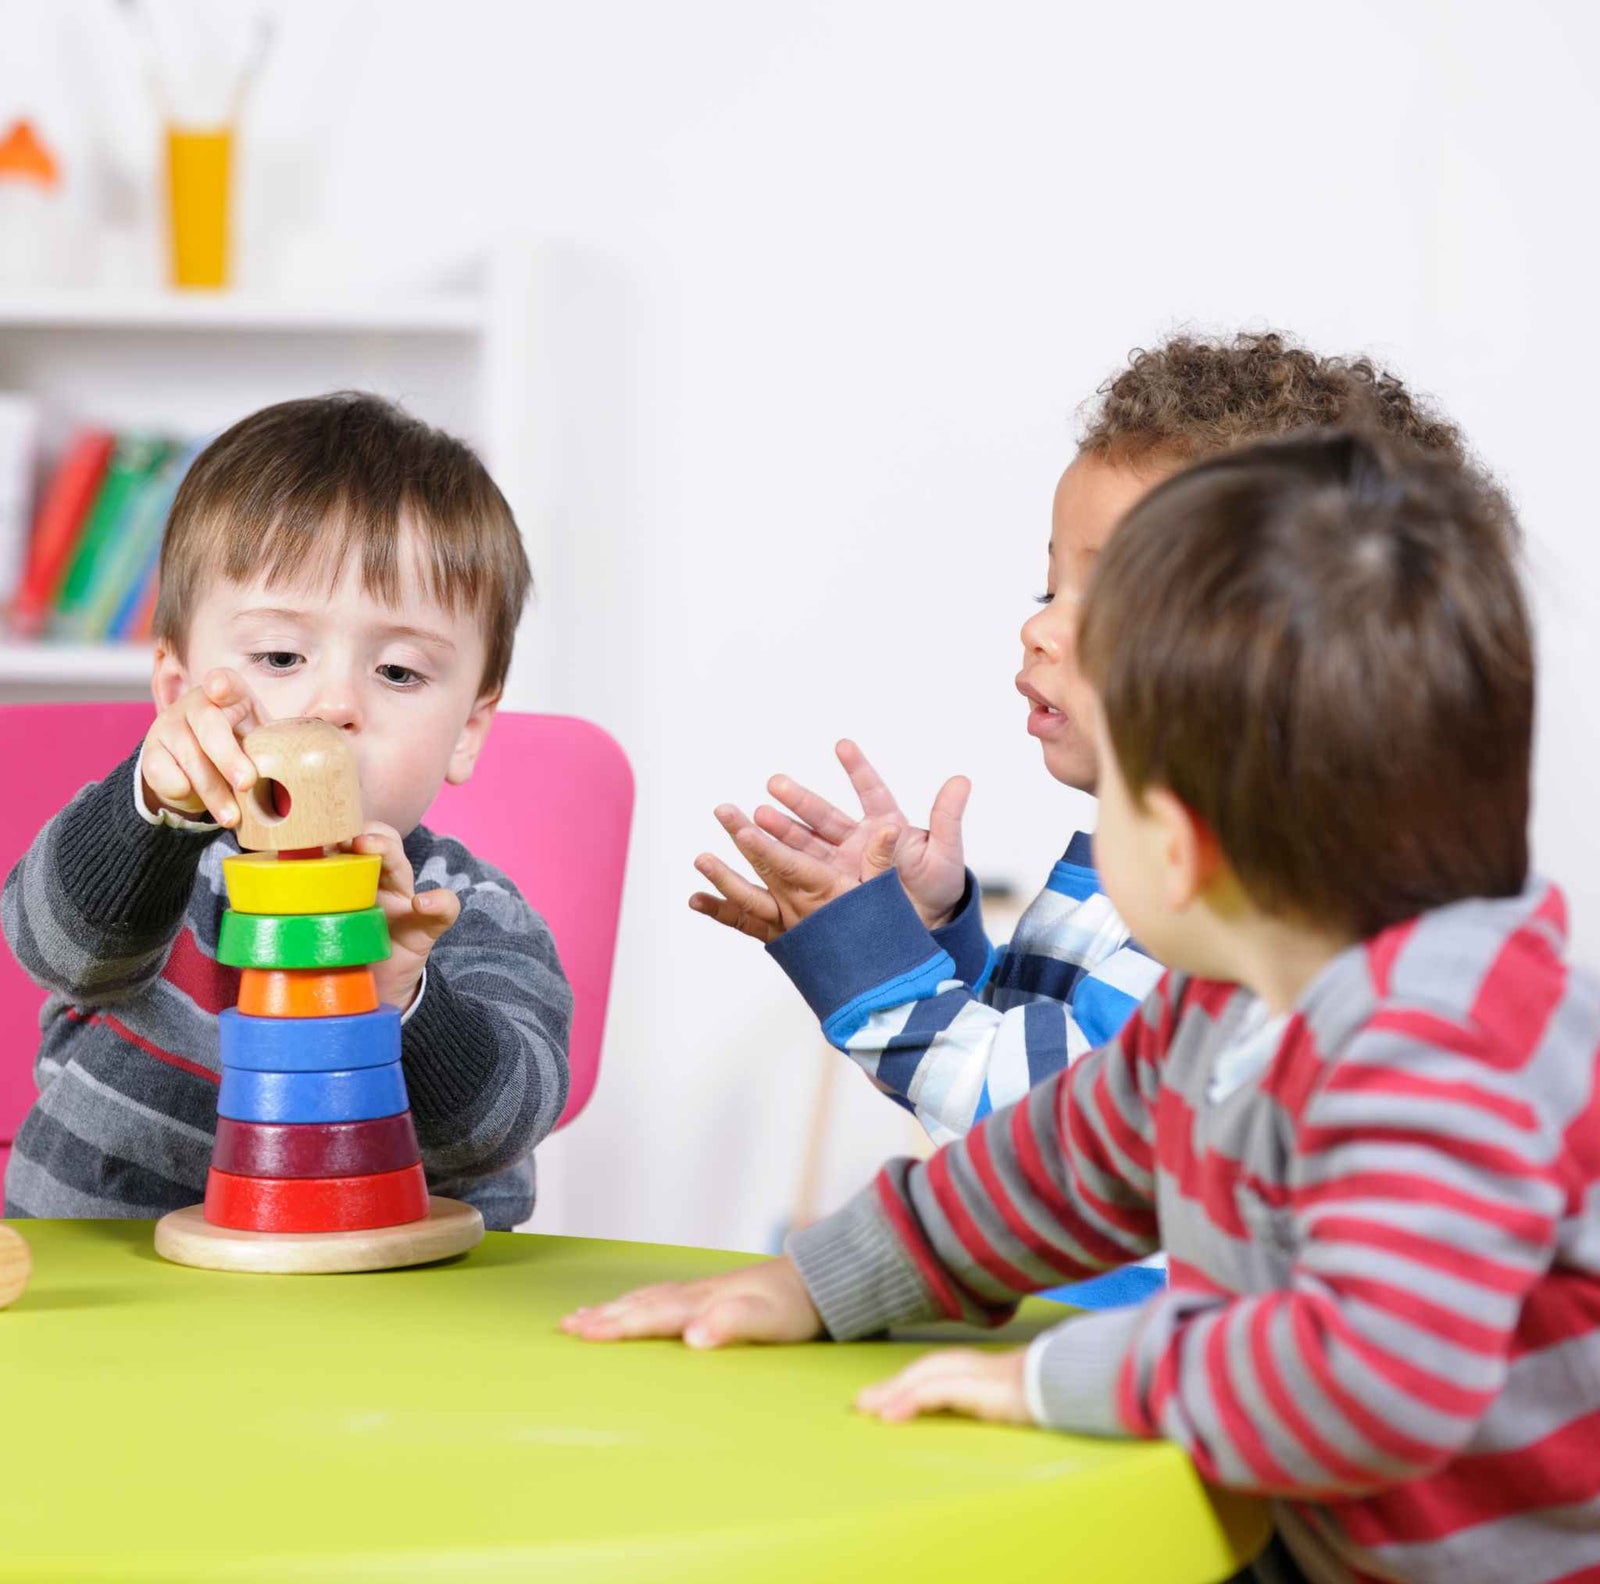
[
  {"x1": 140, "y1": 668, "x2": 263, "y2": 827},
  {"x1": 689, "y1": 741, "x2": 970, "y2": 939},
  {"x1": 855, "y1": 1347, "x2": 1031, "y2": 1425},
  {"x1": 561, "y1": 1256, "x2": 823, "y2": 1349},
  {"x1": 351, "y1": 822, "x2": 461, "y2": 1011},
  {"x1": 691, "y1": 802, "x2": 899, "y2": 939}
]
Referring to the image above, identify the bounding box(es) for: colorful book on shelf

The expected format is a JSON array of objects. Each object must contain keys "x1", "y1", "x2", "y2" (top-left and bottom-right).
[
  {"x1": 9, "y1": 428, "x2": 115, "y2": 637},
  {"x1": 49, "y1": 434, "x2": 173, "y2": 642},
  {"x1": 80, "y1": 436, "x2": 205, "y2": 643},
  {"x1": 123, "y1": 575, "x2": 159, "y2": 644}
]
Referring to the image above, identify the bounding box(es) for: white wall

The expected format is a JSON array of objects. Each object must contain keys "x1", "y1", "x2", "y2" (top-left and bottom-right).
[{"x1": 8, "y1": 0, "x2": 1599, "y2": 1251}]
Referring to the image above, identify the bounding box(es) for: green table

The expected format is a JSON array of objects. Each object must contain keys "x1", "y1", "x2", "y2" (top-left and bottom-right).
[{"x1": 0, "y1": 1220, "x2": 1268, "y2": 1581}]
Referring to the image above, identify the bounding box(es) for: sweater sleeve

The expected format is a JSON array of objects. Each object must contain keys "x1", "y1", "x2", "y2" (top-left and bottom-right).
[
  {"x1": 785, "y1": 978, "x2": 1167, "y2": 1339},
  {"x1": 767, "y1": 869, "x2": 1154, "y2": 1143},
  {"x1": 1025, "y1": 1008, "x2": 1565, "y2": 1496},
  {"x1": 0, "y1": 746, "x2": 222, "y2": 1008},
  {"x1": 399, "y1": 830, "x2": 573, "y2": 1181}
]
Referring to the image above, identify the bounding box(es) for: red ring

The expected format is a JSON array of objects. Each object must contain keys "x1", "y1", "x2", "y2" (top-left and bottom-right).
[{"x1": 204, "y1": 1163, "x2": 429, "y2": 1233}]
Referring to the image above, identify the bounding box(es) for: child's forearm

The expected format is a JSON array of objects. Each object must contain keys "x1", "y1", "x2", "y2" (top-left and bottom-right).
[
  {"x1": 767, "y1": 871, "x2": 1108, "y2": 1140},
  {"x1": 787, "y1": 1042, "x2": 1162, "y2": 1339},
  {"x1": 1, "y1": 749, "x2": 219, "y2": 1007},
  {"x1": 400, "y1": 927, "x2": 572, "y2": 1181}
]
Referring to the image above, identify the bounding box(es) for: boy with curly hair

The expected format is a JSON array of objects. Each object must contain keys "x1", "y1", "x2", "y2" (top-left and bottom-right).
[{"x1": 689, "y1": 330, "x2": 1476, "y2": 1306}]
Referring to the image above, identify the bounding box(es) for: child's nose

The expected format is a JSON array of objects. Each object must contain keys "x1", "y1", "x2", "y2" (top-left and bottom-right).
[
  {"x1": 305, "y1": 689, "x2": 361, "y2": 733},
  {"x1": 1021, "y1": 605, "x2": 1064, "y2": 660}
]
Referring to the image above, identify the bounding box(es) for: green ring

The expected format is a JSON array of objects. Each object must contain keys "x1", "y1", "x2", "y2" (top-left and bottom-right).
[{"x1": 218, "y1": 908, "x2": 392, "y2": 970}]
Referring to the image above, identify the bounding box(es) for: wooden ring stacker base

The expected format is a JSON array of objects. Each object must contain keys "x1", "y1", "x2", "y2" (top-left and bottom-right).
[{"x1": 154, "y1": 1197, "x2": 484, "y2": 1274}]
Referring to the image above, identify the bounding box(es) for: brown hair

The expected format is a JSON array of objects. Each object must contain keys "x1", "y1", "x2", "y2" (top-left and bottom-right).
[
  {"x1": 153, "y1": 393, "x2": 530, "y2": 696},
  {"x1": 1080, "y1": 331, "x2": 1466, "y2": 469},
  {"x1": 1078, "y1": 430, "x2": 1531, "y2": 939}
]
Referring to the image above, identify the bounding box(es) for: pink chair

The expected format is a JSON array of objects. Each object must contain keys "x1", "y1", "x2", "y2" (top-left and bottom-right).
[{"x1": 0, "y1": 703, "x2": 632, "y2": 1178}]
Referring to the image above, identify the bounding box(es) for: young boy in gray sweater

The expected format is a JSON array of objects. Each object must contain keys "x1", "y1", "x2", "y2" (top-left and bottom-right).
[{"x1": 2, "y1": 393, "x2": 571, "y2": 1230}]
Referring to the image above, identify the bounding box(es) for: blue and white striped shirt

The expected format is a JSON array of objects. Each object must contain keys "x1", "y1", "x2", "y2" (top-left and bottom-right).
[
  {"x1": 769, "y1": 833, "x2": 1167, "y2": 1310},
  {"x1": 770, "y1": 833, "x2": 1162, "y2": 1144}
]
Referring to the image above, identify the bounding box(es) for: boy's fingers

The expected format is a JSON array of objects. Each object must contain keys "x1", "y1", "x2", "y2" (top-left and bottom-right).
[
  {"x1": 855, "y1": 1349, "x2": 1025, "y2": 1424},
  {"x1": 562, "y1": 1284, "x2": 705, "y2": 1341},
  {"x1": 188, "y1": 701, "x2": 258, "y2": 795},
  {"x1": 734, "y1": 825, "x2": 831, "y2": 893},
  {"x1": 766, "y1": 775, "x2": 856, "y2": 844},
  {"x1": 836, "y1": 740, "x2": 904, "y2": 821},
  {"x1": 684, "y1": 1293, "x2": 783, "y2": 1349},
  {"x1": 860, "y1": 825, "x2": 901, "y2": 880},
  {"x1": 354, "y1": 824, "x2": 414, "y2": 895},
  {"x1": 166, "y1": 722, "x2": 239, "y2": 825},
  {"x1": 694, "y1": 852, "x2": 763, "y2": 904},
  {"x1": 688, "y1": 892, "x2": 780, "y2": 942},
  {"x1": 712, "y1": 802, "x2": 757, "y2": 840},
  {"x1": 752, "y1": 804, "x2": 835, "y2": 862},
  {"x1": 928, "y1": 775, "x2": 972, "y2": 849},
  {"x1": 202, "y1": 668, "x2": 264, "y2": 733},
  {"x1": 412, "y1": 888, "x2": 460, "y2": 933},
  {"x1": 691, "y1": 864, "x2": 784, "y2": 934},
  {"x1": 140, "y1": 740, "x2": 202, "y2": 811}
]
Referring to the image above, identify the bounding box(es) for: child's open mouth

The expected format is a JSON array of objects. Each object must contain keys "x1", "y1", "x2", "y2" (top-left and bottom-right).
[{"x1": 1016, "y1": 676, "x2": 1070, "y2": 739}]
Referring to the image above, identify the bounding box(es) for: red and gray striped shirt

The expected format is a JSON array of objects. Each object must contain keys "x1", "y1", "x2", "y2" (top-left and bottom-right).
[{"x1": 788, "y1": 877, "x2": 1600, "y2": 1583}]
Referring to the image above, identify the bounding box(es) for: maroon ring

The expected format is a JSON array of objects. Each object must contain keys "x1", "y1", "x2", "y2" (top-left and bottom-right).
[{"x1": 211, "y1": 1113, "x2": 421, "y2": 1179}]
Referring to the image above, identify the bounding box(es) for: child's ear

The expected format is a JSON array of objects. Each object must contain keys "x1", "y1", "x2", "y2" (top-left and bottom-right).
[
  {"x1": 151, "y1": 641, "x2": 189, "y2": 711},
  {"x1": 1144, "y1": 787, "x2": 1224, "y2": 913},
  {"x1": 445, "y1": 690, "x2": 502, "y2": 786}
]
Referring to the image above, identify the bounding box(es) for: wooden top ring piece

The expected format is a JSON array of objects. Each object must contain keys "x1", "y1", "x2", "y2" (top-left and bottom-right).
[{"x1": 234, "y1": 717, "x2": 364, "y2": 853}]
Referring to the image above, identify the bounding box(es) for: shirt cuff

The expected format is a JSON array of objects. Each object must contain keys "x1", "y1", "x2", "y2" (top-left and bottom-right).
[
  {"x1": 929, "y1": 870, "x2": 994, "y2": 988},
  {"x1": 133, "y1": 739, "x2": 222, "y2": 833},
  {"x1": 784, "y1": 1178, "x2": 945, "y2": 1340},
  {"x1": 400, "y1": 964, "x2": 427, "y2": 1025},
  {"x1": 766, "y1": 872, "x2": 956, "y2": 1049},
  {"x1": 1024, "y1": 1306, "x2": 1145, "y2": 1434}
]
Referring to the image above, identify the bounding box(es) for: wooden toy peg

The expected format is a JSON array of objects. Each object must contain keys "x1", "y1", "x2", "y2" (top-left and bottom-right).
[
  {"x1": 0, "y1": 1224, "x2": 31, "y2": 1309},
  {"x1": 232, "y1": 718, "x2": 364, "y2": 852}
]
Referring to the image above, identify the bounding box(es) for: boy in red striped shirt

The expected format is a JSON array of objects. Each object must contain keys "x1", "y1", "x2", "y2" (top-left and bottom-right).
[{"x1": 566, "y1": 430, "x2": 1600, "y2": 1584}]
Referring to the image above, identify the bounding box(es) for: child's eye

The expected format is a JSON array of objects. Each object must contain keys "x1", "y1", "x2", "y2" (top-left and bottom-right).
[
  {"x1": 247, "y1": 651, "x2": 302, "y2": 673},
  {"x1": 1033, "y1": 592, "x2": 1054, "y2": 606},
  {"x1": 378, "y1": 664, "x2": 425, "y2": 688}
]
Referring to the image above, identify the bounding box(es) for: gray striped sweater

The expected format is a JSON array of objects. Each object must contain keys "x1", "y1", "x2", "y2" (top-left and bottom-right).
[{"x1": 2, "y1": 747, "x2": 571, "y2": 1229}]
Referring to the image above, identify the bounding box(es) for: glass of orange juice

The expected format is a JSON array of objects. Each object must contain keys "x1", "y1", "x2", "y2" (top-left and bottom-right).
[{"x1": 165, "y1": 123, "x2": 233, "y2": 290}]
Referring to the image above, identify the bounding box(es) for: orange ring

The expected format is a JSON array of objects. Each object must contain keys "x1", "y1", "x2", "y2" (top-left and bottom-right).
[
  {"x1": 203, "y1": 1163, "x2": 429, "y2": 1233},
  {"x1": 237, "y1": 968, "x2": 380, "y2": 1019}
]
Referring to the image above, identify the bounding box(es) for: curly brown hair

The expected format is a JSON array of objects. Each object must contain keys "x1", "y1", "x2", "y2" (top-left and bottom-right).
[{"x1": 1079, "y1": 331, "x2": 1466, "y2": 468}]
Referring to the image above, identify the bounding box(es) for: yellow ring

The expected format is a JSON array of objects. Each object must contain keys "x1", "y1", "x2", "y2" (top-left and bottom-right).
[{"x1": 222, "y1": 852, "x2": 382, "y2": 916}]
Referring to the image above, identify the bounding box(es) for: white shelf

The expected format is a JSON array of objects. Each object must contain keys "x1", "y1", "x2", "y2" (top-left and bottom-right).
[
  {"x1": 0, "y1": 290, "x2": 486, "y2": 334},
  {"x1": 0, "y1": 642, "x2": 153, "y2": 684}
]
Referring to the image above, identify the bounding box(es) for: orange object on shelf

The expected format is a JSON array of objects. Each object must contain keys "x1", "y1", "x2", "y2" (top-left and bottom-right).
[
  {"x1": 0, "y1": 120, "x2": 60, "y2": 187},
  {"x1": 165, "y1": 124, "x2": 232, "y2": 289}
]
